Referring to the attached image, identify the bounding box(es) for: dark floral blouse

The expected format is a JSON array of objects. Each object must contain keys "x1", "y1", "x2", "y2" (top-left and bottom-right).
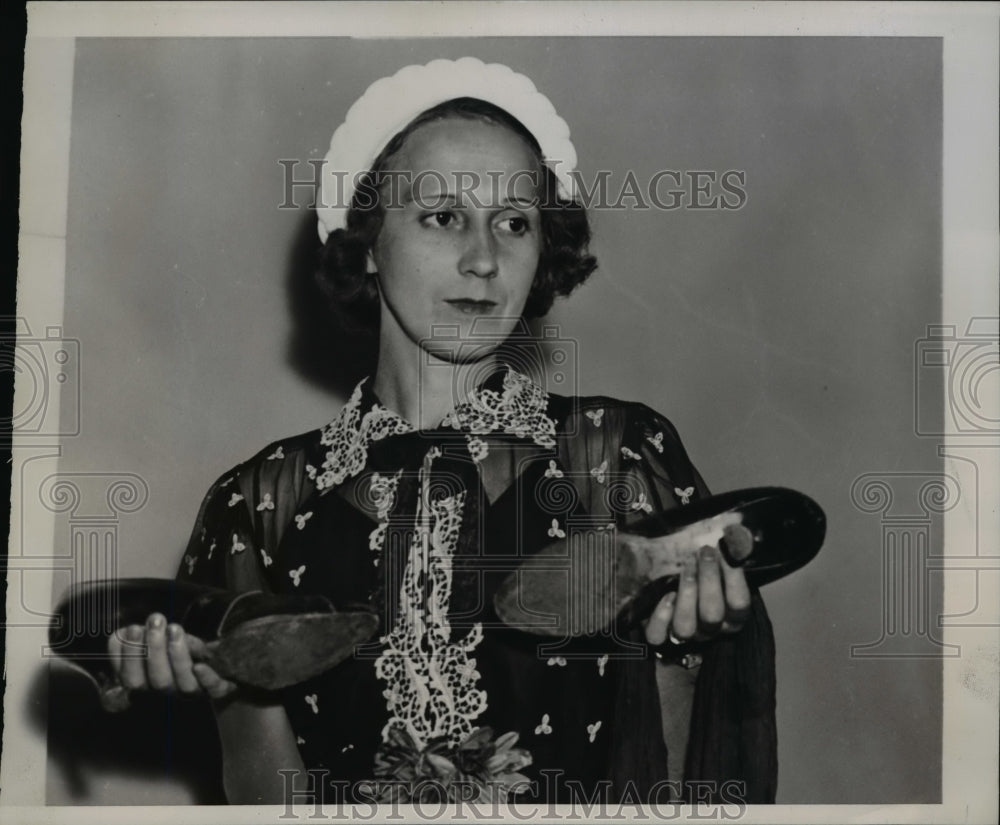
[{"x1": 177, "y1": 367, "x2": 777, "y2": 804}]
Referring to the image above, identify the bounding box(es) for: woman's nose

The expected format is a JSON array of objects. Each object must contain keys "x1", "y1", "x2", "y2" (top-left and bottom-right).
[{"x1": 459, "y1": 225, "x2": 498, "y2": 279}]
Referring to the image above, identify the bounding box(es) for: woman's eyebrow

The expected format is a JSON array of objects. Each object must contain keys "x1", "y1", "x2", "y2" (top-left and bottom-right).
[
  {"x1": 401, "y1": 190, "x2": 539, "y2": 210},
  {"x1": 500, "y1": 196, "x2": 540, "y2": 210},
  {"x1": 402, "y1": 189, "x2": 460, "y2": 207}
]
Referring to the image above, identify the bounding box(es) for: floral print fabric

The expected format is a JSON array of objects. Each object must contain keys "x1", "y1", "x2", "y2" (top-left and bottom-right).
[{"x1": 177, "y1": 367, "x2": 776, "y2": 802}]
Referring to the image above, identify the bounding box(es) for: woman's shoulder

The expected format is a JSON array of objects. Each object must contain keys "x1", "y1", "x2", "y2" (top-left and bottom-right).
[
  {"x1": 549, "y1": 390, "x2": 699, "y2": 473},
  {"x1": 200, "y1": 427, "x2": 325, "y2": 498},
  {"x1": 547, "y1": 390, "x2": 708, "y2": 502},
  {"x1": 549, "y1": 391, "x2": 684, "y2": 439}
]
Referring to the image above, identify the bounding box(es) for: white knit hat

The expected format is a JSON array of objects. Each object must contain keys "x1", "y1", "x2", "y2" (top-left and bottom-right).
[{"x1": 316, "y1": 57, "x2": 578, "y2": 242}]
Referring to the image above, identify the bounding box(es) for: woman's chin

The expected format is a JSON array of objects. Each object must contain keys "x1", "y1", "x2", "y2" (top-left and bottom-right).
[{"x1": 419, "y1": 337, "x2": 501, "y2": 366}]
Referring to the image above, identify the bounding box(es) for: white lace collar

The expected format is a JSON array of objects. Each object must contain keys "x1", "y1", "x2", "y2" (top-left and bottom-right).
[{"x1": 313, "y1": 368, "x2": 556, "y2": 492}]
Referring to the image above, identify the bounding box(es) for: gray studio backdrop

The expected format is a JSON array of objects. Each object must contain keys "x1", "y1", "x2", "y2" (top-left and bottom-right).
[{"x1": 47, "y1": 37, "x2": 942, "y2": 804}]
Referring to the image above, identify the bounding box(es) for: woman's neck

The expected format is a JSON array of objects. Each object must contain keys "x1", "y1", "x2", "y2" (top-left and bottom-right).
[{"x1": 372, "y1": 331, "x2": 501, "y2": 430}]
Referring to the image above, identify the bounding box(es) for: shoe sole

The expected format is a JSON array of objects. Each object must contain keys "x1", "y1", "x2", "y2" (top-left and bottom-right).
[
  {"x1": 493, "y1": 486, "x2": 826, "y2": 637},
  {"x1": 203, "y1": 611, "x2": 380, "y2": 690}
]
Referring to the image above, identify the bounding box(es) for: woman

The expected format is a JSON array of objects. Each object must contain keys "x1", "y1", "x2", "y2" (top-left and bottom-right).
[{"x1": 109, "y1": 57, "x2": 776, "y2": 806}]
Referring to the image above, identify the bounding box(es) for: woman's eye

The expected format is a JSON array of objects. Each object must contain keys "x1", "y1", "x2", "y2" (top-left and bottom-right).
[
  {"x1": 498, "y1": 215, "x2": 531, "y2": 235},
  {"x1": 422, "y1": 211, "x2": 457, "y2": 228}
]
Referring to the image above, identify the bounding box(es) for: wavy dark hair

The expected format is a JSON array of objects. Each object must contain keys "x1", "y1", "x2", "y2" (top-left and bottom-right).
[{"x1": 315, "y1": 97, "x2": 597, "y2": 330}]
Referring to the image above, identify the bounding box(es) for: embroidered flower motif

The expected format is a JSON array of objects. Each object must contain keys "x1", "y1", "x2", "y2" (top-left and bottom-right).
[
  {"x1": 647, "y1": 431, "x2": 665, "y2": 453},
  {"x1": 466, "y1": 436, "x2": 489, "y2": 463},
  {"x1": 207, "y1": 539, "x2": 217, "y2": 559},
  {"x1": 597, "y1": 654, "x2": 609, "y2": 677},
  {"x1": 543, "y1": 460, "x2": 564, "y2": 479},
  {"x1": 382, "y1": 683, "x2": 402, "y2": 706},
  {"x1": 630, "y1": 492, "x2": 653, "y2": 514},
  {"x1": 534, "y1": 714, "x2": 553, "y2": 735},
  {"x1": 289, "y1": 565, "x2": 306, "y2": 587},
  {"x1": 267, "y1": 446, "x2": 285, "y2": 460},
  {"x1": 183, "y1": 554, "x2": 197, "y2": 575},
  {"x1": 199, "y1": 526, "x2": 207, "y2": 542},
  {"x1": 546, "y1": 656, "x2": 567, "y2": 667},
  {"x1": 456, "y1": 659, "x2": 480, "y2": 682},
  {"x1": 587, "y1": 720, "x2": 602, "y2": 743},
  {"x1": 341, "y1": 743, "x2": 355, "y2": 754},
  {"x1": 585, "y1": 408, "x2": 604, "y2": 427},
  {"x1": 620, "y1": 446, "x2": 641, "y2": 461},
  {"x1": 304, "y1": 694, "x2": 319, "y2": 714},
  {"x1": 256, "y1": 493, "x2": 275, "y2": 511},
  {"x1": 227, "y1": 492, "x2": 244, "y2": 508},
  {"x1": 675, "y1": 486, "x2": 695, "y2": 505},
  {"x1": 590, "y1": 460, "x2": 608, "y2": 483},
  {"x1": 305, "y1": 464, "x2": 317, "y2": 481},
  {"x1": 260, "y1": 548, "x2": 273, "y2": 567},
  {"x1": 295, "y1": 511, "x2": 313, "y2": 530},
  {"x1": 547, "y1": 519, "x2": 566, "y2": 539},
  {"x1": 296, "y1": 736, "x2": 306, "y2": 745},
  {"x1": 230, "y1": 533, "x2": 245, "y2": 555},
  {"x1": 219, "y1": 476, "x2": 234, "y2": 488}
]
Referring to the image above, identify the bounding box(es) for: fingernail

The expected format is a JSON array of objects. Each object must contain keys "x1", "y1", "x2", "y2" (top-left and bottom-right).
[
  {"x1": 700, "y1": 546, "x2": 716, "y2": 562},
  {"x1": 148, "y1": 614, "x2": 164, "y2": 630},
  {"x1": 167, "y1": 623, "x2": 182, "y2": 641}
]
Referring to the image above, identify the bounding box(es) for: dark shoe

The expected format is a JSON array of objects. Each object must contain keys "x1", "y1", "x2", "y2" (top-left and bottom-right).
[
  {"x1": 49, "y1": 578, "x2": 379, "y2": 709},
  {"x1": 492, "y1": 486, "x2": 826, "y2": 637}
]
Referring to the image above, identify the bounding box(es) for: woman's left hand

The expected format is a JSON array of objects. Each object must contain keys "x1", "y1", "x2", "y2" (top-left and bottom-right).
[{"x1": 642, "y1": 525, "x2": 753, "y2": 646}]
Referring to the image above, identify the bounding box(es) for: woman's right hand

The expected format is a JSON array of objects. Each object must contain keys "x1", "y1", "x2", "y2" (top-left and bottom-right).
[{"x1": 108, "y1": 613, "x2": 238, "y2": 700}]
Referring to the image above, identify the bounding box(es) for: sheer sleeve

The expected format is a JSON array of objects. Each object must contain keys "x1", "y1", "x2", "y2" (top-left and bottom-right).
[
  {"x1": 175, "y1": 433, "x2": 321, "y2": 594},
  {"x1": 557, "y1": 399, "x2": 778, "y2": 802},
  {"x1": 622, "y1": 406, "x2": 779, "y2": 803},
  {"x1": 618, "y1": 403, "x2": 711, "y2": 526},
  {"x1": 175, "y1": 466, "x2": 270, "y2": 594},
  {"x1": 553, "y1": 400, "x2": 709, "y2": 528}
]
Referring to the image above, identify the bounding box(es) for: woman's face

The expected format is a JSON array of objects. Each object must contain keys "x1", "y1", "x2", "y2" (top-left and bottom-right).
[{"x1": 371, "y1": 117, "x2": 543, "y2": 362}]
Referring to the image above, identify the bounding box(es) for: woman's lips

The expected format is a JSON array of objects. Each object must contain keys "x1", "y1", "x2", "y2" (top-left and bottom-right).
[{"x1": 445, "y1": 299, "x2": 498, "y2": 315}]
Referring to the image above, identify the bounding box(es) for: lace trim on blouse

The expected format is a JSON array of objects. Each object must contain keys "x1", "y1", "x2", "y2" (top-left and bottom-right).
[
  {"x1": 374, "y1": 447, "x2": 487, "y2": 749},
  {"x1": 312, "y1": 367, "x2": 557, "y2": 749},
  {"x1": 315, "y1": 380, "x2": 414, "y2": 493},
  {"x1": 441, "y1": 368, "x2": 557, "y2": 449}
]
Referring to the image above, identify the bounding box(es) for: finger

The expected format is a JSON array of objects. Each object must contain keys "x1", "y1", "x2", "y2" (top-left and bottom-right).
[
  {"x1": 119, "y1": 624, "x2": 148, "y2": 689},
  {"x1": 719, "y1": 561, "x2": 752, "y2": 633},
  {"x1": 192, "y1": 663, "x2": 238, "y2": 700},
  {"x1": 697, "y1": 545, "x2": 725, "y2": 634},
  {"x1": 108, "y1": 627, "x2": 126, "y2": 678},
  {"x1": 184, "y1": 633, "x2": 210, "y2": 661},
  {"x1": 166, "y1": 624, "x2": 200, "y2": 693},
  {"x1": 145, "y1": 613, "x2": 174, "y2": 691},
  {"x1": 644, "y1": 591, "x2": 677, "y2": 646},
  {"x1": 671, "y1": 555, "x2": 699, "y2": 640}
]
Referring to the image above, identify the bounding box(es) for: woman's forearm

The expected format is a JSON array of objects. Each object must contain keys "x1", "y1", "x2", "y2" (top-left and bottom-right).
[{"x1": 213, "y1": 693, "x2": 305, "y2": 804}]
